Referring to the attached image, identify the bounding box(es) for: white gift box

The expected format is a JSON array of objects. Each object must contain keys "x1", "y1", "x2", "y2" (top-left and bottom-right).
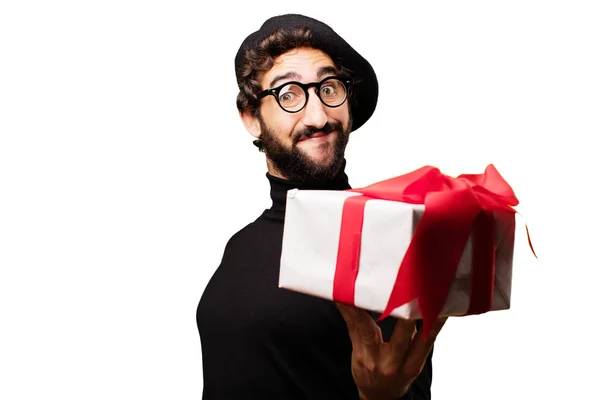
[{"x1": 278, "y1": 189, "x2": 516, "y2": 320}]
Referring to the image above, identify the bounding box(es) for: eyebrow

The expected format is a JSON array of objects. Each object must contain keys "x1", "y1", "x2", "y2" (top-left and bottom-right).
[
  {"x1": 269, "y1": 72, "x2": 301, "y2": 88},
  {"x1": 317, "y1": 65, "x2": 339, "y2": 79},
  {"x1": 267, "y1": 65, "x2": 340, "y2": 88}
]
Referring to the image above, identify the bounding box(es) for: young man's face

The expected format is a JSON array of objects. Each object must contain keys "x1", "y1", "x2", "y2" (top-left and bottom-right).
[{"x1": 244, "y1": 46, "x2": 352, "y2": 182}]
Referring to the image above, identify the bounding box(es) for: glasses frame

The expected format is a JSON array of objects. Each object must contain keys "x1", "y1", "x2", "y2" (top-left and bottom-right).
[{"x1": 257, "y1": 76, "x2": 352, "y2": 113}]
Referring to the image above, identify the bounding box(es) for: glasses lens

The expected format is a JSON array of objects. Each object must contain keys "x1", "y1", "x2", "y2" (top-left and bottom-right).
[
  {"x1": 278, "y1": 83, "x2": 306, "y2": 112},
  {"x1": 319, "y1": 78, "x2": 347, "y2": 107}
]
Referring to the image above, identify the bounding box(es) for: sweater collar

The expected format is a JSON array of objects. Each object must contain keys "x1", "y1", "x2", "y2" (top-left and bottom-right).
[{"x1": 262, "y1": 160, "x2": 352, "y2": 220}]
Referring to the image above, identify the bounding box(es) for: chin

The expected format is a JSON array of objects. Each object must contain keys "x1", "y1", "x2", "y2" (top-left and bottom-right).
[{"x1": 301, "y1": 145, "x2": 335, "y2": 162}]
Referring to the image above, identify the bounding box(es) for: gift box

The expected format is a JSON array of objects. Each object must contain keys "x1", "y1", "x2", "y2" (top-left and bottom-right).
[{"x1": 279, "y1": 165, "x2": 531, "y2": 337}]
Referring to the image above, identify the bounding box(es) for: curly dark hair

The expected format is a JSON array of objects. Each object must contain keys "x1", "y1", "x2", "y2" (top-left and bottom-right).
[{"x1": 235, "y1": 27, "x2": 355, "y2": 118}]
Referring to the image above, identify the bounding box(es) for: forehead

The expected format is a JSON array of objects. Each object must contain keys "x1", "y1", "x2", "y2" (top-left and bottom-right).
[{"x1": 260, "y1": 47, "x2": 337, "y2": 88}]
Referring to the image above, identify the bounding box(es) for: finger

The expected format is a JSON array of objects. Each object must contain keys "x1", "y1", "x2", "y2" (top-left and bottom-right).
[
  {"x1": 336, "y1": 303, "x2": 383, "y2": 349},
  {"x1": 388, "y1": 317, "x2": 417, "y2": 362},
  {"x1": 404, "y1": 317, "x2": 448, "y2": 378}
]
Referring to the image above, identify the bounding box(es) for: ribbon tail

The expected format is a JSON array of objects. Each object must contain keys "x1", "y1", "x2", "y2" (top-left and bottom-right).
[
  {"x1": 525, "y1": 224, "x2": 538, "y2": 259},
  {"x1": 380, "y1": 189, "x2": 483, "y2": 339},
  {"x1": 377, "y1": 240, "x2": 420, "y2": 321},
  {"x1": 514, "y1": 211, "x2": 538, "y2": 259}
]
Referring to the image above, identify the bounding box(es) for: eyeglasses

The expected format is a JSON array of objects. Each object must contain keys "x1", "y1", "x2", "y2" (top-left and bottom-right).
[{"x1": 257, "y1": 76, "x2": 352, "y2": 113}]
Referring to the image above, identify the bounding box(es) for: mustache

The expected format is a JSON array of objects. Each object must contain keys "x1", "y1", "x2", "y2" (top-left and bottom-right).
[{"x1": 293, "y1": 121, "x2": 343, "y2": 144}]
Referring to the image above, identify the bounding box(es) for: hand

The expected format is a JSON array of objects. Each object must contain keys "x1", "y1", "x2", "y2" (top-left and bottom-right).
[{"x1": 336, "y1": 303, "x2": 447, "y2": 400}]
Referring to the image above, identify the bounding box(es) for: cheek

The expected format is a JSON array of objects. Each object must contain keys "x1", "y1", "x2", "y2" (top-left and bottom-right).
[
  {"x1": 269, "y1": 114, "x2": 301, "y2": 139},
  {"x1": 329, "y1": 106, "x2": 350, "y2": 127}
]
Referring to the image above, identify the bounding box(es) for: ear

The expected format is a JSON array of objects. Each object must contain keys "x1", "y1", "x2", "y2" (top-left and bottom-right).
[{"x1": 240, "y1": 111, "x2": 261, "y2": 139}]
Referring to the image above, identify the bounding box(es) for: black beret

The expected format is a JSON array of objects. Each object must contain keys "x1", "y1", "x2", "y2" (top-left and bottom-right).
[{"x1": 234, "y1": 13, "x2": 378, "y2": 133}]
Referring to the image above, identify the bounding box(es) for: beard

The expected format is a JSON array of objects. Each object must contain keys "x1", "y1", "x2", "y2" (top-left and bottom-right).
[{"x1": 257, "y1": 115, "x2": 351, "y2": 183}]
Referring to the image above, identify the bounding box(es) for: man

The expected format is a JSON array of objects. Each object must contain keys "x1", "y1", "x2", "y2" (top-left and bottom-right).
[{"x1": 196, "y1": 14, "x2": 446, "y2": 400}]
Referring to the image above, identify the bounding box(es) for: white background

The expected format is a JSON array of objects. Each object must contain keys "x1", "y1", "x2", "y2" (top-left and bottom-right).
[{"x1": 1, "y1": 1, "x2": 598, "y2": 399}]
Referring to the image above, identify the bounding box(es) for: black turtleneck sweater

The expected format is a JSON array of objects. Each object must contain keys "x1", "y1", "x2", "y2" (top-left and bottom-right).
[{"x1": 196, "y1": 166, "x2": 433, "y2": 399}]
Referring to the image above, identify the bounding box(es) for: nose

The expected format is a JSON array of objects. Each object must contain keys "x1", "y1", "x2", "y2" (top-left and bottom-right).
[{"x1": 300, "y1": 88, "x2": 328, "y2": 129}]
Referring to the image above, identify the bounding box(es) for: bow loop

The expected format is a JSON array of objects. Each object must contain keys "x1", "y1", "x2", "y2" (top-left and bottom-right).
[{"x1": 458, "y1": 164, "x2": 519, "y2": 207}]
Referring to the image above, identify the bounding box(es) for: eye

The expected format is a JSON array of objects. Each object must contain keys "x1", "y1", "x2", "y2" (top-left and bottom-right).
[
  {"x1": 279, "y1": 92, "x2": 296, "y2": 104},
  {"x1": 321, "y1": 80, "x2": 344, "y2": 99},
  {"x1": 278, "y1": 84, "x2": 303, "y2": 106},
  {"x1": 321, "y1": 85, "x2": 335, "y2": 97}
]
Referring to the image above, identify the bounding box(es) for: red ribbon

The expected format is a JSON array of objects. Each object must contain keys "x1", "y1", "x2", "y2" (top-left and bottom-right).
[{"x1": 332, "y1": 164, "x2": 535, "y2": 338}]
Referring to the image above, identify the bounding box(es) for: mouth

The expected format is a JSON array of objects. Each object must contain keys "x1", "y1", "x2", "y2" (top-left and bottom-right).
[{"x1": 298, "y1": 131, "x2": 332, "y2": 142}]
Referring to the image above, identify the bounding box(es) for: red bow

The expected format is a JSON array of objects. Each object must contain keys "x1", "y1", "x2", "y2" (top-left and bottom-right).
[{"x1": 332, "y1": 164, "x2": 536, "y2": 338}]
